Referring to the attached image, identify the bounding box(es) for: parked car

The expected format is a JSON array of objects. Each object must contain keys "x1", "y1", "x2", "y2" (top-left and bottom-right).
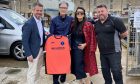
[{"x1": 0, "y1": 7, "x2": 27, "y2": 60}]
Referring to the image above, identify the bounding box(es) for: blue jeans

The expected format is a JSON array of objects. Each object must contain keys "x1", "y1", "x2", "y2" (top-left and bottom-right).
[{"x1": 100, "y1": 52, "x2": 123, "y2": 84}]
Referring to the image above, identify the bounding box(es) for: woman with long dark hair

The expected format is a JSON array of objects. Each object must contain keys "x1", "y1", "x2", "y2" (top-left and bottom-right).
[{"x1": 71, "y1": 7, "x2": 98, "y2": 84}]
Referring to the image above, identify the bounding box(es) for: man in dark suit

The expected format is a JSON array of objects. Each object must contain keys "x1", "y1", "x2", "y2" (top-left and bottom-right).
[{"x1": 22, "y1": 2, "x2": 45, "y2": 84}]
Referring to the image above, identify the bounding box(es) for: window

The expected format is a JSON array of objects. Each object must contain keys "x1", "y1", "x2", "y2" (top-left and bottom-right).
[
  {"x1": 94, "y1": 0, "x2": 97, "y2": 5},
  {"x1": 80, "y1": 0, "x2": 83, "y2": 5},
  {"x1": 28, "y1": 5, "x2": 31, "y2": 9},
  {"x1": 0, "y1": 17, "x2": 14, "y2": 29},
  {"x1": 110, "y1": 4, "x2": 113, "y2": 9},
  {"x1": 28, "y1": 13, "x2": 32, "y2": 18},
  {"x1": 0, "y1": 10, "x2": 27, "y2": 25}
]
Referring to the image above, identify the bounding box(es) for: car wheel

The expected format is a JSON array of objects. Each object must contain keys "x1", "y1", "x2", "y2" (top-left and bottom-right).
[{"x1": 11, "y1": 42, "x2": 26, "y2": 61}]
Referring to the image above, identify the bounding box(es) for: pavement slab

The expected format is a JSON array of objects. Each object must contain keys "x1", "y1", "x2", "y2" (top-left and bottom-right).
[{"x1": 0, "y1": 47, "x2": 140, "y2": 84}]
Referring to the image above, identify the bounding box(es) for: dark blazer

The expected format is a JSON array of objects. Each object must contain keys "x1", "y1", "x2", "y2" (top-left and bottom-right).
[{"x1": 22, "y1": 17, "x2": 45, "y2": 59}]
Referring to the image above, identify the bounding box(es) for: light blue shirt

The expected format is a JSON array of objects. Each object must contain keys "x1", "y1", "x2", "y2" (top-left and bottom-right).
[{"x1": 33, "y1": 16, "x2": 43, "y2": 46}]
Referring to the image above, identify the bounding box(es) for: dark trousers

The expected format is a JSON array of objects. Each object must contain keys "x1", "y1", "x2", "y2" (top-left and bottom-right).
[
  {"x1": 71, "y1": 49, "x2": 87, "y2": 79},
  {"x1": 100, "y1": 52, "x2": 123, "y2": 84},
  {"x1": 53, "y1": 74, "x2": 66, "y2": 84}
]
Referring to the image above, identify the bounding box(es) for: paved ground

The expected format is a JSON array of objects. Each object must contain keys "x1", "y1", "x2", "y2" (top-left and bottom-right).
[
  {"x1": 0, "y1": 47, "x2": 140, "y2": 84},
  {"x1": 0, "y1": 55, "x2": 27, "y2": 68}
]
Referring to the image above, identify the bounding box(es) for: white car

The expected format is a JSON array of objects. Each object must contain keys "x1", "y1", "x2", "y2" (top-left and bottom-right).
[{"x1": 0, "y1": 7, "x2": 27, "y2": 60}]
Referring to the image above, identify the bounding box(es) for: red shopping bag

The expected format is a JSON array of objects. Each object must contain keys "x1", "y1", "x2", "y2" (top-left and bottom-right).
[{"x1": 45, "y1": 35, "x2": 71, "y2": 74}]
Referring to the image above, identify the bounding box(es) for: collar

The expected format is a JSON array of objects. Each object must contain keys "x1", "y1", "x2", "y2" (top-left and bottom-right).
[
  {"x1": 33, "y1": 15, "x2": 41, "y2": 23},
  {"x1": 58, "y1": 15, "x2": 67, "y2": 20},
  {"x1": 107, "y1": 14, "x2": 111, "y2": 20}
]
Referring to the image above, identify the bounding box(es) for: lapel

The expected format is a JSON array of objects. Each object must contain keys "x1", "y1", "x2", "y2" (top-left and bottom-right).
[
  {"x1": 41, "y1": 20, "x2": 45, "y2": 40},
  {"x1": 31, "y1": 17, "x2": 45, "y2": 41},
  {"x1": 31, "y1": 17, "x2": 41, "y2": 38}
]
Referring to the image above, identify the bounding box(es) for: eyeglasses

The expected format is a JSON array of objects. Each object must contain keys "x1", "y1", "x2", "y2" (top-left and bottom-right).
[
  {"x1": 76, "y1": 12, "x2": 84, "y2": 15},
  {"x1": 59, "y1": 7, "x2": 68, "y2": 9}
]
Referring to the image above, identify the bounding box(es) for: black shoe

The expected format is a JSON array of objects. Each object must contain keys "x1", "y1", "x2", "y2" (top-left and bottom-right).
[
  {"x1": 60, "y1": 74, "x2": 66, "y2": 83},
  {"x1": 91, "y1": 81, "x2": 93, "y2": 84}
]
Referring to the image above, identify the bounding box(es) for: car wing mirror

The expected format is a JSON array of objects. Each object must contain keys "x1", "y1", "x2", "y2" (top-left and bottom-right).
[{"x1": 0, "y1": 23, "x2": 4, "y2": 29}]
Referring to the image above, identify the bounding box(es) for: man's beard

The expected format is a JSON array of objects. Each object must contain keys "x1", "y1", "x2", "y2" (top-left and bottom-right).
[{"x1": 99, "y1": 15, "x2": 106, "y2": 21}]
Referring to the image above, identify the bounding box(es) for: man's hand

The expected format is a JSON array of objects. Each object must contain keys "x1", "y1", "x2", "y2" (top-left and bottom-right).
[
  {"x1": 78, "y1": 43, "x2": 87, "y2": 50},
  {"x1": 27, "y1": 55, "x2": 33, "y2": 62},
  {"x1": 120, "y1": 31, "x2": 128, "y2": 39}
]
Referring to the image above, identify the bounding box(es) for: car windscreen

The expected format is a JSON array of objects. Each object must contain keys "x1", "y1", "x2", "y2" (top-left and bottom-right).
[{"x1": 0, "y1": 9, "x2": 27, "y2": 25}]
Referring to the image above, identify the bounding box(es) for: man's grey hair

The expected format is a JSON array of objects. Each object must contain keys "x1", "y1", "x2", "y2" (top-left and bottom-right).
[
  {"x1": 96, "y1": 4, "x2": 107, "y2": 9},
  {"x1": 32, "y1": 2, "x2": 43, "y2": 9},
  {"x1": 59, "y1": 1, "x2": 69, "y2": 7}
]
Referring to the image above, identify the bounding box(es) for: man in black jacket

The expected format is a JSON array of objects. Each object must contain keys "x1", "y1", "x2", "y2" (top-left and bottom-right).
[{"x1": 95, "y1": 4, "x2": 128, "y2": 84}]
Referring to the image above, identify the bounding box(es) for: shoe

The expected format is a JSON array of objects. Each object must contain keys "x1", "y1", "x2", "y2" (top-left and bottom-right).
[
  {"x1": 61, "y1": 82, "x2": 70, "y2": 84},
  {"x1": 90, "y1": 81, "x2": 93, "y2": 84}
]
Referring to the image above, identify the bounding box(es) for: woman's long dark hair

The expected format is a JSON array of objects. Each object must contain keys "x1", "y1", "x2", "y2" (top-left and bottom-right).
[{"x1": 72, "y1": 7, "x2": 86, "y2": 33}]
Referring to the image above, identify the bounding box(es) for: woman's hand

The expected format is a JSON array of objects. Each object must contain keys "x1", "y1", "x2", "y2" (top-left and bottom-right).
[{"x1": 78, "y1": 43, "x2": 86, "y2": 50}]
